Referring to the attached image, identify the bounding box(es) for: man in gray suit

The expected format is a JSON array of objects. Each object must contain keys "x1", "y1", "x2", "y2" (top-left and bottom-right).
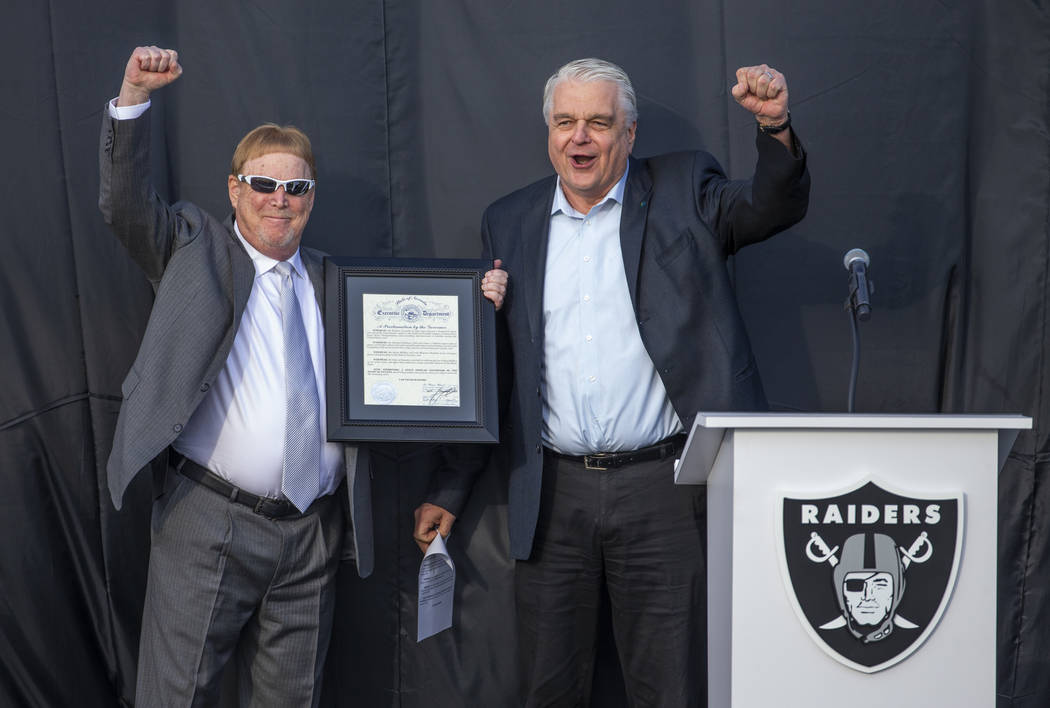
[
  {"x1": 414, "y1": 58, "x2": 808, "y2": 706},
  {"x1": 99, "y1": 45, "x2": 401, "y2": 706}
]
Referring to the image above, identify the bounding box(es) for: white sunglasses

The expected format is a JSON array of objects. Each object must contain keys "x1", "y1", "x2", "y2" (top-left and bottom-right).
[{"x1": 237, "y1": 174, "x2": 315, "y2": 196}]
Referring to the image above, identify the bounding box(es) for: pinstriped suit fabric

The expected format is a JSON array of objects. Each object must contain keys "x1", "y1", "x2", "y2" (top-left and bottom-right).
[{"x1": 135, "y1": 474, "x2": 343, "y2": 707}]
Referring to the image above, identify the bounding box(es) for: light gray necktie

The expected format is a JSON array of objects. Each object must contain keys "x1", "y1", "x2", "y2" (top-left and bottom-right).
[{"x1": 275, "y1": 261, "x2": 322, "y2": 512}]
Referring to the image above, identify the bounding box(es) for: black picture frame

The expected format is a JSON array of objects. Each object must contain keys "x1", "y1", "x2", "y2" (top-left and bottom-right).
[{"x1": 324, "y1": 257, "x2": 498, "y2": 443}]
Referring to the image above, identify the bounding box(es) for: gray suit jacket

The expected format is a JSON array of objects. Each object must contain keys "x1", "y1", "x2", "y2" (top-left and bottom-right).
[
  {"x1": 98, "y1": 108, "x2": 373, "y2": 577},
  {"x1": 431, "y1": 133, "x2": 810, "y2": 560}
]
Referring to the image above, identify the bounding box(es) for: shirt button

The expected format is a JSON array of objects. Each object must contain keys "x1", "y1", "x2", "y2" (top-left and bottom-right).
[
  {"x1": 589, "y1": 376, "x2": 597, "y2": 383},
  {"x1": 583, "y1": 294, "x2": 591, "y2": 302},
  {"x1": 583, "y1": 255, "x2": 591, "y2": 262},
  {"x1": 585, "y1": 335, "x2": 593, "y2": 342},
  {"x1": 173, "y1": 423, "x2": 183, "y2": 433},
  {"x1": 200, "y1": 382, "x2": 210, "y2": 392}
]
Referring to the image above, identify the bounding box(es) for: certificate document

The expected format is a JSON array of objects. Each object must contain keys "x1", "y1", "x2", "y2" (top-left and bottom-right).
[
  {"x1": 362, "y1": 294, "x2": 460, "y2": 406},
  {"x1": 325, "y1": 257, "x2": 498, "y2": 443}
]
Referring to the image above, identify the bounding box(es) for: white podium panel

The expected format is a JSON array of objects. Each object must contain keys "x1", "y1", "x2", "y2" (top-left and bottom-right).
[{"x1": 677, "y1": 414, "x2": 1030, "y2": 708}]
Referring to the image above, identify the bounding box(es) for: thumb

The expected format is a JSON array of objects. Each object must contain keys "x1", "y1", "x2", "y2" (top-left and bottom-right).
[{"x1": 437, "y1": 514, "x2": 456, "y2": 539}]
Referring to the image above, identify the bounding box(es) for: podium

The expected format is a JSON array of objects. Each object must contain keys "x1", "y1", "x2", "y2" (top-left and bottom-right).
[{"x1": 674, "y1": 413, "x2": 1031, "y2": 707}]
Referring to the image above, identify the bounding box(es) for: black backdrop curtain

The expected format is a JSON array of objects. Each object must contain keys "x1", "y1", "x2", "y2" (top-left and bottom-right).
[{"x1": 1, "y1": 1, "x2": 1048, "y2": 706}]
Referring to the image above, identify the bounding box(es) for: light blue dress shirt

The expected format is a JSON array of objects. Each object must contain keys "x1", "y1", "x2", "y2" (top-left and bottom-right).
[{"x1": 541, "y1": 167, "x2": 683, "y2": 455}]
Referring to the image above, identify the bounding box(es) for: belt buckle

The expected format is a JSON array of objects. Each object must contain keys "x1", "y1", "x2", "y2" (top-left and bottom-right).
[{"x1": 584, "y1": 454, "x2": 609, "y2": 471}]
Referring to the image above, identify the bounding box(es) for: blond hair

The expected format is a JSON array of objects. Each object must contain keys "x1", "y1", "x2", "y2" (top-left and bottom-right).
[{"x1": 230, "y1": 123, "x2": 316, "y2": 178}]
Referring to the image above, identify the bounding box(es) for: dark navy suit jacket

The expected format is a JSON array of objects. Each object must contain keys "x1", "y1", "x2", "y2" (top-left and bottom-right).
[{"x1": 431, "y1": 131, "x2": 810, "y2": 560}]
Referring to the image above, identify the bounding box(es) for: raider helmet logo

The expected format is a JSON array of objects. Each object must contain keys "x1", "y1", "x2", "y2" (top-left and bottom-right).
[{"x1": 778, "y1": 480, "x2": 962, "y2": 672}]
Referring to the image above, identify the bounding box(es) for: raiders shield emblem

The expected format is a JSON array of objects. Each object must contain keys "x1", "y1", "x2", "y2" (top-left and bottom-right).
[{"x1": 777, "y1": 480, "x2": 963, "y2": 673}]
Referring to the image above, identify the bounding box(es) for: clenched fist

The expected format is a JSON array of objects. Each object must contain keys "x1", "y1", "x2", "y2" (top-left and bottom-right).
[
  {"x1": 731, "y1": 64, "x2": 789, "y2": 126},
  {"x1": 118, "y1": 46, "x2": 182, "y2": 107}
]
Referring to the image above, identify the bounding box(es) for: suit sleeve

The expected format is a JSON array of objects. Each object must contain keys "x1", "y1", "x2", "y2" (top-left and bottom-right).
[
  {"x1": 425, "y1": 208, "x2": 514, "y2": 516},
  {"x1": 98, "y1": 106, "x2": 193, "y2": 285},
  {"x1": 695, "y1": 129, "x2": 810, "y2": 255}
]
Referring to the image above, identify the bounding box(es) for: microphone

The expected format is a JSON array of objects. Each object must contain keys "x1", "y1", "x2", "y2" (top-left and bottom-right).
[{"x1": 843, "y1": 248, "x2": 872, "y2": 322}]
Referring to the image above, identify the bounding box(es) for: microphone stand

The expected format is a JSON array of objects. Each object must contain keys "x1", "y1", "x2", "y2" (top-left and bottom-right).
[
  {"x1": 844, "y1": 251, "x2": 872, "y2": 413},
  {"x1": 847, "y1": 306, "x2": 861, "y2": 413}
]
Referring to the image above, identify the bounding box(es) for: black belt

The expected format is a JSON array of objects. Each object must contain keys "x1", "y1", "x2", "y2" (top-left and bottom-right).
[
  {"x1": 172, "y1": 453, "x2": 313, "y2": 519},
  {"x1": 546, "y1": 434, "x2": 687, "y2": 471}
]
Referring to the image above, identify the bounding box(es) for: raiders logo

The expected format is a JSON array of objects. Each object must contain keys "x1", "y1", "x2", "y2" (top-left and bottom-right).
[{"x1": 777, "y1": 480, "x2": 963, "y2": 673}]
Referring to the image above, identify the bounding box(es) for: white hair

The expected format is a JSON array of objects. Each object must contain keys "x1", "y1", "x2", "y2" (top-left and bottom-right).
[{"x1": 541, "y1": 58, "x2": 638, "y2": 126}]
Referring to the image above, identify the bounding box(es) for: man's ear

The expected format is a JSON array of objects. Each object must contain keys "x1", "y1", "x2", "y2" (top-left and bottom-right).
[{"x1": 228, "y1": 174, "x2": 240, "y2": 209}]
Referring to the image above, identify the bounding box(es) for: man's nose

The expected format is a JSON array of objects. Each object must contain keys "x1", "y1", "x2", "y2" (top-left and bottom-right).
[
  {"x1": 571, "y1": 121, "x2": 590, "y2": 143},
  {"x1": 270, "y1": 186, "x2": 290, "y2": 204}
]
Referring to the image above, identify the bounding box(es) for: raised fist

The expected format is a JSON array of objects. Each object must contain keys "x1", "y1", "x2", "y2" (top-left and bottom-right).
[
  {"x1": 731, "y1": 64, "x2": 789, "y2": 126},
  {"x1": 118, "y1": 46, "x2": 182, "y2": 106}
]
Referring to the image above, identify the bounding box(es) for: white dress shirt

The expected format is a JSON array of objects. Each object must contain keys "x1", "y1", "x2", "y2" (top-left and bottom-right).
[
  {"x1": 173, "y1": 228, "x2": 343, "y2": 498},
  {"x1": 541, "y1": 166, "x2": 683, "y2": 455}
]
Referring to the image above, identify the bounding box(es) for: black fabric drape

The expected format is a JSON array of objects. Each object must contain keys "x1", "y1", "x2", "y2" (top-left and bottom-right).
[{"x1": 2, "y1": 1, "x2": 1048, "y2": 706}]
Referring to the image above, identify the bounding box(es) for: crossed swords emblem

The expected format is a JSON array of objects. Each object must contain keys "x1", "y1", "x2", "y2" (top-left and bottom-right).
[{"x1": 805, "y1": 530, "x2": 932, "y2": 631}]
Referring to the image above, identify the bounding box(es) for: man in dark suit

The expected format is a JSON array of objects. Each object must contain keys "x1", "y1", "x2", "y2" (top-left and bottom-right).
[
  {"x1": 414, "y1": 58, "x2": 809, "y2": 706},
  {"x1": 100, "y1": 45, "x2": 375, "y2": 706}
]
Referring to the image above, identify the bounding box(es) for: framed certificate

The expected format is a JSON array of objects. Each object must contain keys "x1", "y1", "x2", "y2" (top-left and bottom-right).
[{"x1": 324, "y1": 257, "x2": 499, "y2": 443}]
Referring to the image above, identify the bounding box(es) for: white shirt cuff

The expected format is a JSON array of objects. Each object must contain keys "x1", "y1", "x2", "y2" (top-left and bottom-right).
[{"x1": 108, "y1": 97, "x2": 150, "y2": 120}]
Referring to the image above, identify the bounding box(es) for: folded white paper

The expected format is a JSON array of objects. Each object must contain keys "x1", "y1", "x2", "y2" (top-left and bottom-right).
[{"x1": 417, "y1": 532, "x2": 455, "y2": 641}]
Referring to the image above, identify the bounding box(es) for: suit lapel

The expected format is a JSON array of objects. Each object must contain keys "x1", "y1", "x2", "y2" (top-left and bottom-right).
[
  {"x1": 619, "y1": 156, "x2": 653, "y2": 309},
  {"x1": 225, "y1": 216, "x2": 255, "y2": 321},
  {"x1": 301, "y1": 247, "x2": 325, "y2": 310},
  {"x1": 522, "y1": 180, "x2": 558, "y2": 341}
]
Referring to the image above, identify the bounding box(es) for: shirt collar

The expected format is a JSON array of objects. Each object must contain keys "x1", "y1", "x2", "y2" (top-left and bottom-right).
[
  {"x1": 551, "y1": 162, "x2": 630, "y2": 218},
  {"x1": 233, "y1": 220, "x2": 305, "y2": 278}
]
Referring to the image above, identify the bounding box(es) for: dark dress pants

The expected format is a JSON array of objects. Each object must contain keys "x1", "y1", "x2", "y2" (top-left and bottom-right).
[{"x1": 516, "y1": 449, "x2": 707, "y2": 708}]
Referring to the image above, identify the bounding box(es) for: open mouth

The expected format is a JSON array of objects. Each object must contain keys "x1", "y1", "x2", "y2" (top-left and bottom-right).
[{"x1": 571, "y1": 154, "x2": 596, "y2": 167}]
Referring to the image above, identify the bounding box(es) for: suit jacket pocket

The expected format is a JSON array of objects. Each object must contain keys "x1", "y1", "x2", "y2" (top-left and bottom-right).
[
  {"x1": 652, "y1": 227, "x2": 709, "y2": 300},
  {"x1": 654, "y1": 228, "x2": 697, "y2": 271}
]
